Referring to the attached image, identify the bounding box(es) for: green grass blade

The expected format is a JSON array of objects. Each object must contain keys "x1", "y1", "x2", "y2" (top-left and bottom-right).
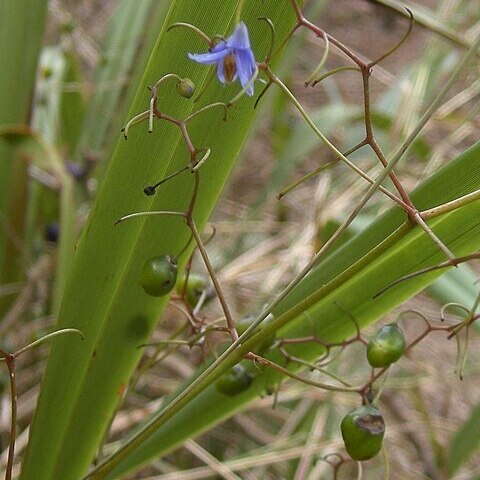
[
  {"x1": 448, "y1": 402, "x2": 480, "y2": 475},
  {"x1": 75, "y1": 0, "x2": 170, "y2": 167},
  {"x1": 0, "y1": 0, "x2": 49, "y2": 310},
  {"x1": 0, "y1": 0, "x2": 49, "y2": 122},
  {"x1": 276, "y1": 142, "x2": 480, "y2": 314},
  {"x1": 19, "y1": 2, "x2": 302, "y2": 479}
]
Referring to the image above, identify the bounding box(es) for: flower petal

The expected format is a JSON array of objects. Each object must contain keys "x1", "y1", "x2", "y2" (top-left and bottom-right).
[
  {"x1": 210, "y1": 39, "x2": 228, "y2": 53},
  {"x1": 235, "y1": 48, "x2": 256, "y2": 96},
  {"x1": 188, "y1": 50, "x2": 228, "y2": 65},
  {"x1": 187, "y1": 22, "x2": 256, "y2": 96},
  {"x1": 216, "y1": 57, "x2": 226, "y2": 84},
  {"x1": 226, "y1": 22, "x2": 251, "y2": 50}
]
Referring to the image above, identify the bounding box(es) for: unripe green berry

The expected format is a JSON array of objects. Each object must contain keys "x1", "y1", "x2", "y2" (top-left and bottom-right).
[
  {"x1": 140, "y1": 255, "x2": 178, "y2": 297},
  {"x1": 341, "y1": 404, "x2": 385, "y2": 461},
  {"x1": 367, "y1": 323, "x2": 406, "y2": 368},
  {"x1": 236, "y1": 313, "x2": 275, "y2": 353},
  {"x1": 176, "y1": 78, "x2": 195, "y2": 98},
  {"x1": 175, "y1": 272, "x2": 207, "y2": 308},
  {"x1": 215, "y1": 364, "x2": 253, "y2": 396}
]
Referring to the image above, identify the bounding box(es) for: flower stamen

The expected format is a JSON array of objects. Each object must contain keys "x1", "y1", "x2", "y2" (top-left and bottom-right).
[{"x1": 223, "y1": 54, "x2": 237, "y2": 83}]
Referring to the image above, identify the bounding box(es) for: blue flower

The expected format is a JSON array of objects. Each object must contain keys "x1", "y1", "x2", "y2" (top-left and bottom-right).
[{"x1": 188, "y1": 22, "x2": 256, "y2": 96}]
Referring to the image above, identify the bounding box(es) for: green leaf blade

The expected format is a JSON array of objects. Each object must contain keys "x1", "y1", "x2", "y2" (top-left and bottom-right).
[{"x1": 20, "y1": 2, "x2": 301, "y2": 479}]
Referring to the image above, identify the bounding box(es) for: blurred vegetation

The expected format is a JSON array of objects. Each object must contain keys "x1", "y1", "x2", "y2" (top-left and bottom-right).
[{"x1": 0, "y1": 0, "x2": 479, "y2": 479}]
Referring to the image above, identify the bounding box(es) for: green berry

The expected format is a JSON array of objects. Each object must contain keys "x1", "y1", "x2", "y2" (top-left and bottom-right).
[
  {"x1": 140, "y1": 255, "x2": 178, "y2": 297},
  {"x1": 236, "y1": 313, "x2": 275, "y2": 352},
  {"x1": 176, "y1": 78, "x2": 195, "y2": 98},
  {"x1": 341, "y1": 405, "x2": 385, "y2": 461},
  {"x1": 215, "y1": 364, "x2": 253, "y2": 396},
  {"x1": 176, "y1": 272, "x2": 207, "y2": 308},
  {"x1": 367, "y1": 323, "x2": 406, "y2": 368}
]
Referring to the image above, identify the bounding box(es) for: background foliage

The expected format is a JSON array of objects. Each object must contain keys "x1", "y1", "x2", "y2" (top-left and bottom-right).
[{"x1": 0, "y1": 1, "x2": 479, "y2": 479}]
